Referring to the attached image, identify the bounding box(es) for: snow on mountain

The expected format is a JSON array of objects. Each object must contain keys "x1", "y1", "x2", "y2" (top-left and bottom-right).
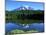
[{"x1": 16, "y1": 5, "x2": 33, "y2": 10}]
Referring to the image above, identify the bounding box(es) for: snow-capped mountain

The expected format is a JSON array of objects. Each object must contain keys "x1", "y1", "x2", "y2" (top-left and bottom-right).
[{"x1": 16, "y1": 6, "x2": 33, "y2": 10}]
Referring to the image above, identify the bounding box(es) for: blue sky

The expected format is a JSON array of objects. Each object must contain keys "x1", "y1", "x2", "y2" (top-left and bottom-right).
[{"x1": 6, "y1": 0, "x2": 44, "y2": 11}]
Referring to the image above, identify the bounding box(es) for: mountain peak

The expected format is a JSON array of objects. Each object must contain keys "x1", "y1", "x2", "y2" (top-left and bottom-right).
[{"x1": 16, "y1": 5, "x2": 33, "y2": 10}]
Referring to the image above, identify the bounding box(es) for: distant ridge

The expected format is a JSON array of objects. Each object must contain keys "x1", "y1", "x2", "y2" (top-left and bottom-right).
[{"x1": 16, "y1": 6, "x2": 33, "y2": 10}]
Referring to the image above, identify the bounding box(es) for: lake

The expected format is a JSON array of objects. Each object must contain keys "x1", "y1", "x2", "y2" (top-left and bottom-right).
[{"x1": 5, "y1": 23, "x2": 44, "y2": 32}]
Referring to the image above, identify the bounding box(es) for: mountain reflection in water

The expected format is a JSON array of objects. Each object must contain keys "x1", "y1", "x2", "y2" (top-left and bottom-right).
[{"x1": 5, "y1": 23, "x2": 44, "y2": 32}]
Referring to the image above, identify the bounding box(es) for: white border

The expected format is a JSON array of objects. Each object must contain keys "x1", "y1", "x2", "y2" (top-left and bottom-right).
[
  {"x1": 13, "y1": 0, "x2": 45, "y2": 2},
  {"x1": 0, "y1": 0, "x2": 46, "y2": 35},
  {"x1": 0, "y1": 0, "x2": 5, "y2": 35}
]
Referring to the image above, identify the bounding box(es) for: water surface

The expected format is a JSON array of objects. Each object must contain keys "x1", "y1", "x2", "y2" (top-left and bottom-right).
[{"x1": 5, "y1": 23, "x2": 44, "y2": 32}]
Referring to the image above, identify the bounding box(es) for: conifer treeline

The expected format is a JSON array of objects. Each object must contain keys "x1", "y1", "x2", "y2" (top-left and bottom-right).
[{"x1": 5, "y1": 10, "x2": 44, "y2": 23}]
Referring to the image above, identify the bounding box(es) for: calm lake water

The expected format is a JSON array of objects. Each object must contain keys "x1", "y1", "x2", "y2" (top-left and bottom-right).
[{"x1": 5, "y1": 23, "x2": 44, "y2": 32}]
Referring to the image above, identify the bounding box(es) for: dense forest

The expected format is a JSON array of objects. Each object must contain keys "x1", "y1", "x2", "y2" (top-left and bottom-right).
[{"x1": 5, "y1": 10, "x2": 44, "y2": 24}]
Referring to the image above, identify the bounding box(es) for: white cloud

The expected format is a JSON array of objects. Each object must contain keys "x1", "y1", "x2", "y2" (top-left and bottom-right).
[
  {"x1": 24, "y1": 5, "x2": 29, "y2": 9},
  {"x1": 24, "y1": 5, "x2": 28, "y2": 8}
]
